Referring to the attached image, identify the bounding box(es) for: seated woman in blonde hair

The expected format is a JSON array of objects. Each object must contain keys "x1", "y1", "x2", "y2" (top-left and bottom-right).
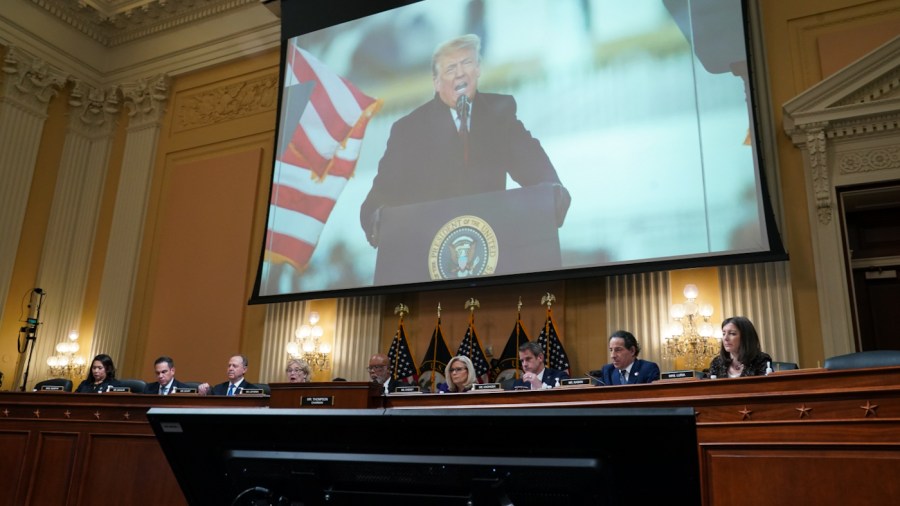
[
  {"x1": 439, "y1": 356, "x2": 477, "y2": 393},
  {"x1": 285, "y1": 359, "x2": 312, "y2": 383}
]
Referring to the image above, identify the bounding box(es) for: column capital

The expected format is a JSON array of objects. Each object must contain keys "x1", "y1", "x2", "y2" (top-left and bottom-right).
[
  {"x1": 1, "y1": 46, "x2": 68, "y2": 114},
  {"x1": 68, "y1": 80, "x2": 120, "y2": 137},
  {"x1": 122, "y1": 74, "x2": 170, "y2": 129}
]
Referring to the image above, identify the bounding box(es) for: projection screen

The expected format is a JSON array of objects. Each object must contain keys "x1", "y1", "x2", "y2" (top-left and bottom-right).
[{"x1": 252, "y1": 0, "x2": 785, "y2": 302}]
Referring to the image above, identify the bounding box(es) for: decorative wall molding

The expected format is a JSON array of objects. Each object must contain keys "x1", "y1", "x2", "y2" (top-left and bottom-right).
[
  {"x1": 783, "y1": 35, "x2": 900, "y2": 359},
  {"x1": 838, "y1": 145, "x2": 900, "y2": 175},
  {"x1": 1, "y1": 45, "x2": 67, "y2": 113},
  {"x1": 173, "y1": 70, "x2": 278, "y2": 131},
  {"x1": 26, "y1": 0, "x2": 261, "y2": 47}
]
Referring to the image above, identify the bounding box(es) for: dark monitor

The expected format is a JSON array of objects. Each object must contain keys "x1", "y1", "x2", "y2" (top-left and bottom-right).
[{"x1": 148, "y1": 407, "x2": 699, "y2": 505}]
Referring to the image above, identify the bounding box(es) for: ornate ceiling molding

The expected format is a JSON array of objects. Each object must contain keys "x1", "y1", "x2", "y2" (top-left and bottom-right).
[{"x1": 28, "y1": 0, "x2": 260, "y2": 47}]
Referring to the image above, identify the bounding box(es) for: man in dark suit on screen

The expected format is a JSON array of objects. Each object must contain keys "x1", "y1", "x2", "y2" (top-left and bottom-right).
[
  {"x1": 359, "y1": 33, "x2": 570, "y2": 247},
  {"x1": 599, "y1": 330, "x2": 660, "y2": 386},
  {"x1": 512, "y1": 341, "x2": 568, "y2": 390}
]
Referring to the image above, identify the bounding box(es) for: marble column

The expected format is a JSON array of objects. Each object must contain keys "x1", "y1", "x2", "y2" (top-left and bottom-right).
[
  {"x1": 91, "y1": 75, "x2": 169, "y2": 364},
  {"x1": 27, "y1": 82, "x2": 120, "y2": 388},
  {"x1": 0, "y1": 46, "x2": 66, "y2": 326}
]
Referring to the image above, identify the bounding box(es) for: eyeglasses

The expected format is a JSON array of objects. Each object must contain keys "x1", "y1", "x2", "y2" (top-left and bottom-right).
[
  {"x1": 449, "y1": 367, "x2": 467, "y2": 373},
  {"x1": 286, "y1": 368, "x2": 303, "y2": 374},
  {"x1": 367, "y1": 365, "x2": 386, "y2": 371}
]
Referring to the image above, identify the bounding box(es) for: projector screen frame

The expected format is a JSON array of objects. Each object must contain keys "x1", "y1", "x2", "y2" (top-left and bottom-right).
[{"x1": 249, "y1": 0, "x2": 787, "y2": 304}]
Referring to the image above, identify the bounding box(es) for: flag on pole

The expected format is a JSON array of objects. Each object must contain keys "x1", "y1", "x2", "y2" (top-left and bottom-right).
[
  {"x1": 536, "y1": 307, "x2": 571, "y2": 376},
  {"x1": 388, "y1": 322, "x2": 418, "y2": 385},
  {"x1": 265, "y1": 42, "x2": 382, "y2": 269},
  {"x1": 418, "y1": 318, "x2": 453, "y2": 392},
  {"x1": 494, "y1": 318, "x2": 530, "y2": 382},
  {"x1": 456, "y1": 314, "x2": 491, "y2": 384}
]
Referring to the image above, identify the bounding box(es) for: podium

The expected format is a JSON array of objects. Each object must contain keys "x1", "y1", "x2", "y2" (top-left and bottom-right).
[{"x1": 375, "y1": 185, "x2": 562, "y2": 285}]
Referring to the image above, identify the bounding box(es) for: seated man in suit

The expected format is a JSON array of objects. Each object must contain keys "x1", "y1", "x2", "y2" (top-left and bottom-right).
[
  {"x1": 143, "y1": 356, "x2": 200, "y2": 395},
  {"x1": 512, "y1": 341, "x2": 569, "y2": 390},
  {"x1": 600, "y1": 330, "x2": 660, "y2": 385},
  {"x1": 201, "y1": 354, "x2": 259, "y2": 395},
  {"x1": 368, "y1": 353, "x2": 411, "y2": 394}
]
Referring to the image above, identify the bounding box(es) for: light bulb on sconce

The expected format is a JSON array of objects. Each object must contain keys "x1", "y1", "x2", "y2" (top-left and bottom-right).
[
  {"x1": 663, "y1": 285, "x2": 721, "y2": 370},
  {"x1": 286, "y1": 311, "x2": 331, "y2": 371},
  {"x1": 47, "y1": 330, "x2": 87, "y2": 378}
]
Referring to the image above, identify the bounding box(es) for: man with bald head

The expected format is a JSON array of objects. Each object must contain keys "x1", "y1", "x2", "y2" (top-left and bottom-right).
[{"x1": 368, "y1": 353, "x2": 411, "y2": 394}]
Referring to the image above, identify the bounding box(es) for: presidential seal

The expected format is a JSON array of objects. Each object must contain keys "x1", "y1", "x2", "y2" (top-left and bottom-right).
[{"x1": 429, "y1": 215, "x2": 499, "y2": 280}]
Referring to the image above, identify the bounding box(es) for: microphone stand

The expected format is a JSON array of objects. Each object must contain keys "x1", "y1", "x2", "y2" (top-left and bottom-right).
[{"x1": 19, "y1": 290, "x2": 45, "y2": 392}]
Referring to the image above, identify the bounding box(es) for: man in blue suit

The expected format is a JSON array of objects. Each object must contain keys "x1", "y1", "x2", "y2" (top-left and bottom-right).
[
  {"x1": 512, "y1": 341, "x2": 569, "y2": 390},
  {"x1": 600, "y1": 330, "x2": 660, "y2": 386}
]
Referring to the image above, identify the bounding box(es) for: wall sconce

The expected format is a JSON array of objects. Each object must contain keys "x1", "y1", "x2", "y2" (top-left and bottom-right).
[
  {"x1": 663, "y1": 285, "x2": 720, "y2": 370},
  {"x1": 47, "y1": 330, "x2": 87, "y2": 378},
  {"x1": 286, "y1": 311, "x2": 331, "y2": 371}
]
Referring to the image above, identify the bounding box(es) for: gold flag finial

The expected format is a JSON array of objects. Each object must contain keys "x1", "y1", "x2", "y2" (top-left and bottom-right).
[
  {"x1": 517, "y1": 296, "x2": 523, "y2": 315},
  {"x1": 465, "y1": 297, "x2": 480, "y2": 313},
  {"x1": 541, "y1": 293, "x2": 556, "y2": 308},
  {"x1": 394, "y1": 303, "x2": 409, "y2": 320}
]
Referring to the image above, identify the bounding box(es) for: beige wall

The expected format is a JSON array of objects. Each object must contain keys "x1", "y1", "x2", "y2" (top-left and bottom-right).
[{"x1": 2, "y1": 1, "x2": 898, "y2": 390}]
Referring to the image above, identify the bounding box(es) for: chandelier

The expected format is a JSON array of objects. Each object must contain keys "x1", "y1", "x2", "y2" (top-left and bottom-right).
[
  {"x1": 286, "y1": 311, "x2": 331, "y2": 371},
  {"x1": 662, "y1": 284, "x2": 721, "y2": 370},
  {"x1": 47, "y1": 330, "x2": 87, "y2": 378}
]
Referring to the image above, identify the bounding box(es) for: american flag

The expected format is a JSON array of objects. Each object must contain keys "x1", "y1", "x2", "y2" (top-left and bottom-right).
[
  {"x1": 494, "y1": 318, "x2": 529, "y2": 381},
  {"x1": 456, "y1": 317, "x2": 491, "y2": 384},
  {"x1": 418, "y1": 318, "x2": 453, "y2": 393},
  {"x1": 537, "y1": 308, "x2": 571, "y2": 376},
  {"x1": 388, "y1": 323, "x2": 418, "y2": 385},
  {"x1": 265, "y1": 42, "x2": 381, "y2": 268}
]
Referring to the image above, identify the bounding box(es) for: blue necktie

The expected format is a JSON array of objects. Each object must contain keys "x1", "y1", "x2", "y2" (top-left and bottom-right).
[
  {"x1": 620, "y1": 370, "x2": 628, "y2": 384},
  {"x1": 227, "y1": 384, "x2": 235, "y2": 396}
]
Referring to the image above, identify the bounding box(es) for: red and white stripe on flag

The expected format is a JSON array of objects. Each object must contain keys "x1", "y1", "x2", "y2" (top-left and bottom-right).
[{"x1": 266, "y1": 43, "x2": 381, "y2": 268}]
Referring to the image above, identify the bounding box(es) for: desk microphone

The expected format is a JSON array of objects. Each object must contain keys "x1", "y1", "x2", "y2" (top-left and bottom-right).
[{"x1": 585, "y1": 370, "x2": 606, "y2": 386}]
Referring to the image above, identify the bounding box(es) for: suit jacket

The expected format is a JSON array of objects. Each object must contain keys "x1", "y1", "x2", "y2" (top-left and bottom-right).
[
  {"x1": 383, "y1": 378, "x2": 413, "y2": 394},
  {"x1": 600, "y1": 359, "x2": 661, "y2": 386},
  {"x1": 360, "y1": 93, "x2": 568, "y2": 244},
  {"x1": 143, "y1": 378, "x2": 189, "y2": 395},
  {"x1": 210, "y1": 379, "x2": 259, "y2": 396},
  {"x1": 511, "y1": 368, "x2": 569, "y2": 390},
  {"x1": 74, "y1": 378, "x2": 123, "y2": 393}
]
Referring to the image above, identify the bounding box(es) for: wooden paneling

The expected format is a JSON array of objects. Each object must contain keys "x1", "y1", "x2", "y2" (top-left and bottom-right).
[
  {"x1": 29, "y1": 432, "x2": 78, "y2": 505},
  {"x1": 80, "y1": 434, "x2": 180, "y2": 505},
  {"x1": 0, "y1": 392, "x2": 267, "y2": 506},
  {"x1": 704, "y1": 448, "x2": 900, "y2": 505},
  {"x1": 0, "y1": 431, "x2": 30, "y2": 506},
  {"x1": 4, "y1": 367, "x2": 900, "y2": 506}
]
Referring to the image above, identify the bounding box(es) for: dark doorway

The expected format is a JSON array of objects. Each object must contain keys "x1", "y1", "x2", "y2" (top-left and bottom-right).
[{"x1": 841, "y1": 184, "x2": 900, "y2": 351}]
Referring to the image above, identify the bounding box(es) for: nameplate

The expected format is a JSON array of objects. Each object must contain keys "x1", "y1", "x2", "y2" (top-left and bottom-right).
[
  {"x1": 108, "y1": 386, "x2": 131, "y2": 393},
  {"x1": 39, "y1": 385, "x2": 65, "y2": 391},
  {"x1": 560, "y1": 378, "x2": 592, "y2": 387},
  {"x1": 393, "y1": 385, "x2": 420, "y2": 394},
  {"x1": 661, "y1": 370, "x2": 704, "y2": 380},
  {"x1": 472, "y1": 383, "x2": 501, "y2": 391},
  {"x1": 239, "y1": 388, "x2": 265, "y2": 395},
  {"x1": 301, "y1": 396, "x2": 334, "y2": 406},
  {"x1": 171, "y1": 387, "x2": 198, "y2": 394}
]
